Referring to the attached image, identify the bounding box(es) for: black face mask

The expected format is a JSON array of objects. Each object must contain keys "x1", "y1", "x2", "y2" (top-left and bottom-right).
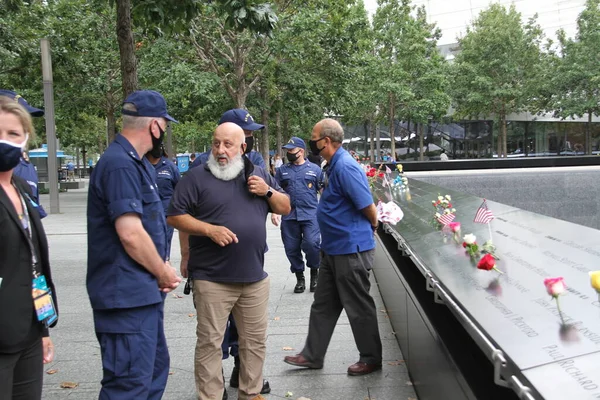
[
  {"x1": 286, "y1": 151, "x2": 301, "y2": 163},
  {"x1": 149, "y1": 122, "x2": 165, "y2": 158},
  {"x1": 244, "y1": 136, "x2": 254, "y2": 154},
  {"x1": 309, "y1": 137, "x2": 326, "y2": 155}
]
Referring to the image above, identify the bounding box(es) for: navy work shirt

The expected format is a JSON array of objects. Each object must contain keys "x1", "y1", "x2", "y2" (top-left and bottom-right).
[
  {"x1": 87, "y1": 134, "x2": 167, "y2": 310},
  {"x1": 275, "y1": 161, "x2": 323, "y2": 221},
  {"x1": 190, "y1": 150, "x2": 266, "y2": 169},
  {"x1": 13, "y1": 159, "x2": 47, "y2": 218},
  {"x1": 317, "y1": 147, "x2": 375, "y2": 255},
  {"x1": 152, "y1": 156, "x2": 180, "y2": 212},
  {"x1": 167, "y1": 161, "x2": 285, "y2": 283}
]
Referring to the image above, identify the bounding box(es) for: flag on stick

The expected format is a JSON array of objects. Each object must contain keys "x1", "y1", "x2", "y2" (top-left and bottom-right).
[
  {"x1": 437, "y1": 212, "x2": 456, "y2": 226},
  {"x1": 474, "y1": 200, "x2": 494, "y2": 224}
]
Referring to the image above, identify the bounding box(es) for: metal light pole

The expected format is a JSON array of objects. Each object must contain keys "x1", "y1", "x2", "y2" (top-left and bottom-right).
[{"x1": 41, "y1": 38, "x2": 60, "y2": 214}]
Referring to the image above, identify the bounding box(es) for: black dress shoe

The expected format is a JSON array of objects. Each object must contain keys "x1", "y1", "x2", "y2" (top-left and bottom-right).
[
  {"x1": 260, "y1": 379, "x2": 271, "y2": 394},
  {"x1": 309, "y1": 269, "x2": 318, "y2": 292}
]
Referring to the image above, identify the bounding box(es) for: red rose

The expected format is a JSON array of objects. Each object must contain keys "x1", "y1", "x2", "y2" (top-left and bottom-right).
[
  {"x1": 462, "y1": 242, "x2": 467, "y2": 248},
  {"x1": 378, "y1": 172, "x2": 385, "y2": 178},
  {"x1": 477, "y1": 254, "x2": 496, "y2": 271}
]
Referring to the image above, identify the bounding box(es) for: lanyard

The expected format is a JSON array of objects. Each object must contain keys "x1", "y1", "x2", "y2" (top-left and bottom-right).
[{"x1": 14, "y1": 184, "x2": 40, "y2": 278}]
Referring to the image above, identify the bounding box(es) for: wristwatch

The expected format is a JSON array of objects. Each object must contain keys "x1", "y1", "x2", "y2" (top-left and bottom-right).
[{"x1": 265, "y1": 188, "x2": 274, "y2": 198}]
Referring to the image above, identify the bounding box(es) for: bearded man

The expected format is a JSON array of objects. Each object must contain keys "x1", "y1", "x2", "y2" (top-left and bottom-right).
[{"x1": 167, "y1": 122, "x2": 290, "y2": 400}]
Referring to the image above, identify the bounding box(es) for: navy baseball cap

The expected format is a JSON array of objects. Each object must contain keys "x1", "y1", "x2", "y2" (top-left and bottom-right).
[
  {"x1": 219, "y1": 109, "x2": 264, "y2": 130},
  {"x1": 282, "y1": 136, "x2": 306, "y2": 150},
  {"x1": 122, "y1": 90, "x2": 178, "y2": 123},
  {"x1": 0, "y1": 90, "x2": 44, "y2": 117}
]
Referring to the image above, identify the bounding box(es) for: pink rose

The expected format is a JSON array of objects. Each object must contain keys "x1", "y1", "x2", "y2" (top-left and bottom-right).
[
  {"x1": 448, "y1": 222, "x2": 461, "y2": 233},
  {"x1": 544, "y1": 277, "x2": 566, "y2": 297}
]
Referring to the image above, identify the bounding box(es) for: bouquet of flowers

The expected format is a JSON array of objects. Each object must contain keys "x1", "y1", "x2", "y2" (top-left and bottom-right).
[
  {"x1": 432, "y1": 194, "x2": 456, "y2": 227},
  {"x1": 462, "y1": 233, "x2": 480, "y2": 259},
  {"x1": 365, "y1": 164, "x2": 384, "y2": 190}
]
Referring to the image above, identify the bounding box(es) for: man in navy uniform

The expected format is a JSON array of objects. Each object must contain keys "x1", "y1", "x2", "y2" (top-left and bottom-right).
[
  {"x1": 272, "y1": 137, "x2": 323, "y2": 293},
  {"x1": 87, "y1": 90, "x2": 182, "y2": 399},
  {"x1": 190, "y1": 109, "x2": 266, "y2": 169},
  {"x1": 283, "y1": 118, "x2": 382, "y2": 377},
  {"x1": 146, "y1": 146, "x2": 180, "y2": 261}
]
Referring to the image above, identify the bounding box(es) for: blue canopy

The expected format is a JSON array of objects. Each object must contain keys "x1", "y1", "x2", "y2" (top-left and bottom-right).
[{"x1": 28, "y1": 146, "x2": 66, "y2": 158}]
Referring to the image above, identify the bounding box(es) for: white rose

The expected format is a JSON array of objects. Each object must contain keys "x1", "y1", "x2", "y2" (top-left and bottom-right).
[
  {"x1": 432, "y1": 200, "x2": 436, "y2": 204},
  {"x1": 445, "y1": 195, "x2": 452, "y2": 201},
  {"x1": 435, "y1": 212, "x2": 441, "y2": 218},
  {"x1": 463, "y1": 234, "x2": 476, "y2": 245},
  {"x1": 438, "y1": 196, "x2": 443, "y2": 201},
  {"x1": 451, "y1": 208, "x2": 456, "y2": 213}
]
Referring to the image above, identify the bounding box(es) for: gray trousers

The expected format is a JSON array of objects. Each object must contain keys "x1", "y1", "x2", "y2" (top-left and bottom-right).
[{"x1": 301, "y1": 249, "x2": 382, "y2": 365}]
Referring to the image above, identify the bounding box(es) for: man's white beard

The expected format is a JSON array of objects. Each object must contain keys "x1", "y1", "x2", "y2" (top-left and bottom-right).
[{"x1": 207, "y1": 152, "x2": 244, "y2": 181}]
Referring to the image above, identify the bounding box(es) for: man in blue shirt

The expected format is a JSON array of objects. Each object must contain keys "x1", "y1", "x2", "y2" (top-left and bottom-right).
[
  {"x1": 167, "y1": 122, "x2": 290, "y2": 400},
  {"x1": 87, "y1": 90, "x2": 182, "y2": 399},
  {"x1": 283, "y1": 118, "x2": 382, "y2": 376},
  {"x1": 66, "y1": 161, "x2": 75, "y2": 181},
  {"x1": 273, "y1": 137, "x2": 323, "y2": 293},
  {"x1": 190, "y1": 109, "x2": 266, "y2": 169}
]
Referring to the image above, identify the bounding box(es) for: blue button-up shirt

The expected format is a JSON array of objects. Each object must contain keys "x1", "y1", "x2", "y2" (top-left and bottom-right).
[
  {"x1": 317, "y1": 147, "x2": 375, "y2": 255},
  {"x1": 153, "y1": 156, "x2": 180, "y2": 212},
  {"x1": 87, "y1": 134, "x2": 167, "y2": 310},
  {"x1": 190, "y1": 150, "x2": 266, "y2": 169},
  {"x1": 275, "y1": 160, "x2": 323, "y2": 221}
]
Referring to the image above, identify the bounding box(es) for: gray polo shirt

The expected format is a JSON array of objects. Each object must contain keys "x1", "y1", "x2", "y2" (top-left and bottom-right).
[{"x1": 167, "y1": 160, "x2": 285, "y2": 283}]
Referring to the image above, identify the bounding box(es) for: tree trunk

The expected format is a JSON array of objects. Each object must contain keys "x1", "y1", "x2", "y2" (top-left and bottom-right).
[
  {"x1": 502, "y1": 118, "x2": 508, "y2": 158},
  {"x1": 276, "y1": 110, "x2": 282, "y2": 157},
  {"x1": 81, "y1": 145, "x2": 87, "y2": 177},
  {"x1": 496, "y1": 119, "x2": 502, "y2": 158},
  {"x1": 235, "y1": 91, "x2": 246, "y2": 109},
  {"x1": 107, "y1": 103, "x2": 117, "y2": 144},
  {"x1": 260, "y1": 89, "x2": 269, "y2": 164},
  {"x1": 389, "y1": 92, "x2": 395, "y2": 160},
  {"x1": 587, "y1": 111, "x2": 592, "y2": 155},
  {"x1": 363, "y1": 120, "x2": 370, "y2": 160},
  {"x1": 419, "y1": 123, "x2": 424, "y2": 161},
  {"x1": 369, "y1": 119, "x2": 375, "y2": 163},
  {"x1": 283, "y1": 112, "x2": 289, "y2": 143},
  {"x1": 375, "y1": 123, "x2": 381, "y2": 162},
  {"x1": 116, "y1": 0, "x2": 138, "y2": 98},
  {"x1": 76, "y1": 148, "x2": 80, "y2": 179}
]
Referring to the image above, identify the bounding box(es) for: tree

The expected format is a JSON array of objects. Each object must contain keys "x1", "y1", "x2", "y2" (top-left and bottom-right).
[
  {"x1": 451, "y1": 4, "x2": 543, "y2": 158},
  {"x1": 551, "y1": 0, "x2": 600, "y2": 154}
]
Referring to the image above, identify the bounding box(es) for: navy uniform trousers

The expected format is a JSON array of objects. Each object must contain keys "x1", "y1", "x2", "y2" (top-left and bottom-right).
[
  {"x1": 93, "y1": 299, "x2": 169, "y2": 400},
  {"x1": 281, "y1": 218, "x2": 320, "y2": 273}
]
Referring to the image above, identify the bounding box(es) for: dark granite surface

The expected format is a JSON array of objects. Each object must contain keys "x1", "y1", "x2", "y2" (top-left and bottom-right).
[
  {"x1": 410, "y1": 167, "x2": 600, "y2": 230},
  {"x1": 374, "y1": 177, "x2": 600, "y2": 399}
]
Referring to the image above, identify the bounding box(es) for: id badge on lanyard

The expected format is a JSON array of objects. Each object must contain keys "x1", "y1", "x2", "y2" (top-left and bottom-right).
[{"x1": 17, "y1": 188, "x2": 58, "y2": 326}]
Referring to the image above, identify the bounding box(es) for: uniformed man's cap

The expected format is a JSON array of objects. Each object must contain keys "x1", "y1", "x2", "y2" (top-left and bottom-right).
[
  {"x1": 0, "y1": 90, "x2": 44, "y2": 117},
  {"x1": 282, "y1": 136, "x2": 306, "y2": 150},
  {"x1": 219, "y1": 109, "x2": 264, "y2": 130},
  {"x1": 122, "y1": 90, "x2": 178, "y2": 123}
]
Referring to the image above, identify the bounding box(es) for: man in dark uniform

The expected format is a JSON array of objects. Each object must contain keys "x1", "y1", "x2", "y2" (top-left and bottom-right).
[
  {"x1": 146, "y1": 146, "x2": 180, "y2": 261},
  {"x1": 272, "y1": 137, "x2": 323, "y2": 293},
  {"x1": 190, "y1": 109, "x2": 266, "y2": 169},
  {"x1": 283, "y1": 118, "x2": 382, "y2": 377},
  {"x1": 87, "y1": 90, "x2": 182, "y2": 399}
]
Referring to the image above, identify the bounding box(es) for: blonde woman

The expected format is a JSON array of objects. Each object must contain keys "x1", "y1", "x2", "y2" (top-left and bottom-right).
[{"x1": 0, "y1": 96, "x2": 58, "y2": 399}]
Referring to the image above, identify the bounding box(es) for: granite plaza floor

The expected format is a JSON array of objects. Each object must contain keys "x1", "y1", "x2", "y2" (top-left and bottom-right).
[{"x1": 37, "y1": 183, "x2": 416, "y2": 400}]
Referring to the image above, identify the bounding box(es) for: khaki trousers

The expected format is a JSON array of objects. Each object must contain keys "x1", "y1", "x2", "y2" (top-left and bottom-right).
[{"x1": 192, "y1": 277, "x2": 270, "y2": 400}]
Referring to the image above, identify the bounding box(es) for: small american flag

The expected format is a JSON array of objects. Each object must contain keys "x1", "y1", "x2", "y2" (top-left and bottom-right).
[
  {"x1": 474, "y1": 200, "x2": 494, "y2": 224},
  {"x1": 437, "y1": 213, "x2": 455, "y2": 225}
]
